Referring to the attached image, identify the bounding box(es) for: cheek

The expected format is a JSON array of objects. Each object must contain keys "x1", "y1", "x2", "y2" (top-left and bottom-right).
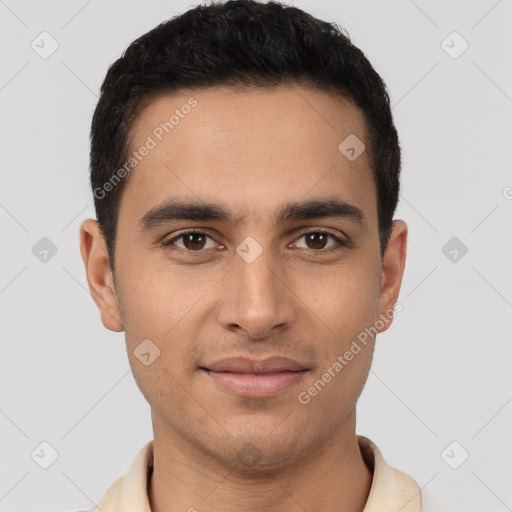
[
  {"x1": 302, "y1": 258, "x2": 381, "y2": 338},
  {"x1": 128, "y1": 359, "x2": 194, "y2": 430},
  {"x1": 115, "y1": 260, "x2": 214, "y2": 384},
  {"x1": 297, "y1": 260, "x2": 380, "y2": 408},
  {"x1": 298, "y1": 277, "x2": 378, "y2": 421},
  {"x1": 116, "y1": 252, "x2": 206, "y2": 335}
]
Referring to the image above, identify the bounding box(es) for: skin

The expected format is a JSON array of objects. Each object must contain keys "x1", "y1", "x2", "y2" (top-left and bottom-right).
[{"x1": 80, "y1": 85, "x2": 407, "y2": 512}]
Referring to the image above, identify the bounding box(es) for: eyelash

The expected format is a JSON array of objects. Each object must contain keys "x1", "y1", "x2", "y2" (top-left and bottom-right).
[{"x1": 161, "y1": 228, "x2": 349, "y2": 255}]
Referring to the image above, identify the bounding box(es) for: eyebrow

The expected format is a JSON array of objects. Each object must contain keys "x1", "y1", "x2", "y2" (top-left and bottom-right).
[{"x1": 138, "y1": 197, "x2": 366, "y2": 232}]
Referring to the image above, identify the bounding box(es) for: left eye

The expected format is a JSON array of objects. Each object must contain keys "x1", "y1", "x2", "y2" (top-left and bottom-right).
[
  {"x1": 163, "y1": 230, "x2": 345, "y2": 252},
  {"x1": 290, "y1": 231, "x2": 345, "y2": 251}
]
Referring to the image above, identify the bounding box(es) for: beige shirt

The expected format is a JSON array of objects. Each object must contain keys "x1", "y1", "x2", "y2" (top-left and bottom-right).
[{"x1": 86, "y1": 436, "x2": 421, "y2": 512}]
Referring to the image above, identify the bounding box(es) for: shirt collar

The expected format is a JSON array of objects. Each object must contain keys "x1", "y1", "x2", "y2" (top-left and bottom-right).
[
  {"x1": 358, "y1": 435, "x2": 422, "y2": 512},
  {"x1": 93, "y1": 436, "x2": 421, "y2": 512}
]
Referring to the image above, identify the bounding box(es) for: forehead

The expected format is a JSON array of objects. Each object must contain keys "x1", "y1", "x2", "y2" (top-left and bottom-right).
[{"x1": 120, "y1": 86, "x2": 377, "y2": 228}]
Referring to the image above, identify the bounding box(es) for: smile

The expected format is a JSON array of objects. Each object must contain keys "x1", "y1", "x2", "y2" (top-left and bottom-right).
[
  {"x1": 201, "y1": 369, "x2": 309, "y2": 397},
  {"x1": 200, "y1": 356, "x2": 310, "y2": 398}
]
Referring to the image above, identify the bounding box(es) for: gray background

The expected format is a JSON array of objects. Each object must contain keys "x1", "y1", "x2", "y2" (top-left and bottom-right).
[{"x1": 1, "y1": 0, "x2": 511, "y2": 510}]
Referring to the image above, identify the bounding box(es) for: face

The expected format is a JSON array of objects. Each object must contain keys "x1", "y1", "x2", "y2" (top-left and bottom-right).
[{"x1": 80, "y1": 86, "x2": 407, "y2": 470}]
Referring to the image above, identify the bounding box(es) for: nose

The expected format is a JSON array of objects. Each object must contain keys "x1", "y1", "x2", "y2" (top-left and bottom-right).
[{"x1": 216, "y1": 241, "x2": 296, "y2": 341}]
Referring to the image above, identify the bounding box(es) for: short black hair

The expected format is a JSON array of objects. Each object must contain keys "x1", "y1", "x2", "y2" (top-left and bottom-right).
[{"x1": 90, "y1": 0, "x2": 401, "y2": 274}]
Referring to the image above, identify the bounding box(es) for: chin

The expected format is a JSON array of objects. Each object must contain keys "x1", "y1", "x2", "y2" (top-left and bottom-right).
[{"x1": 219, "y1": 428, "x2": 312, "y2": 473}]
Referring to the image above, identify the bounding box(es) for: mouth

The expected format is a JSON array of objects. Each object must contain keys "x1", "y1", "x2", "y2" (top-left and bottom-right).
[{"x1": 200, "y1": 356, "x2": 310, "y2": 398}]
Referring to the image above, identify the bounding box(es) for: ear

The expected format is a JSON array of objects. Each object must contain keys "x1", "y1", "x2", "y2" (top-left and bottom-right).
[
  {"x1": 79, "y1": 219, "x2": 124, "y2": 332},
  {"x1": 377, "y1": 219, "x2": 407, "y2": 333}
]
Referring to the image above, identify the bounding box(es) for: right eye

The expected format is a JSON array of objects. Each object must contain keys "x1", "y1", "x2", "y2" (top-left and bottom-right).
[{"x1": 162, "y1": 229, "x2": 223, "y2": 253}]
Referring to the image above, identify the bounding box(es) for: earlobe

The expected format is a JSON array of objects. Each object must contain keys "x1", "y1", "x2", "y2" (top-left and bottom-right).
[
  {"x1": 377, "y1": 220, "x2": 407, "y2": 333},
  {"x1": 79, "y1": 219, "x2": 124, "y2": 332}
]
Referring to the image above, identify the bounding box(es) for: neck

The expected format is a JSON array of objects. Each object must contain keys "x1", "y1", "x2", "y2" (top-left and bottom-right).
[{"x1": 148, "y1": 412, "x2": 372, "y2": 512}]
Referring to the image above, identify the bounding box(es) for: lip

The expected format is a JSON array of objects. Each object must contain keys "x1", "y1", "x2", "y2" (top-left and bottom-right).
[
  {"x1": 204, "y1": 356, "x2": 308, "y2": 374},
  {"x1": 201, "y1": 356, "x2": 309, "y2": 398}
]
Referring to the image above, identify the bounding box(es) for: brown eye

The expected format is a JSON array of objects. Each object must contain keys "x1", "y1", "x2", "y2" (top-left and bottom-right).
[
  {"x1": 291, "y1": 230, "x2": 346, "y2": 251},
  {"x1": 181, "y1": 232, "x2": 207, "y2": 250},
  {"x1": 304, "y1": 232, "x2": 329, "y2": 250},
  {"x1": 164, "y1": 231, "x2": 218, "y2": 252}
]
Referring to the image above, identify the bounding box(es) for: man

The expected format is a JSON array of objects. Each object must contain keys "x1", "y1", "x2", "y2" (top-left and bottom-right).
[{"x1": 79, "y1": 1, "x2": 421, "y2": 510}]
